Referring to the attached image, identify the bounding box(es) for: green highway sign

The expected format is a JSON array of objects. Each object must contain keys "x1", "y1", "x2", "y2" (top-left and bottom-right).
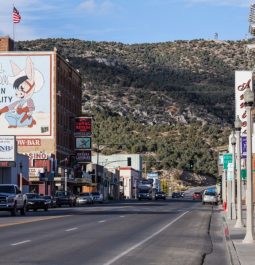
[
  {"x1": 241, "y1": 169, "x2": 247, "y2": 180},
  {"x1": 223, "y1": 154, "x2": 232, "y2": 170}
]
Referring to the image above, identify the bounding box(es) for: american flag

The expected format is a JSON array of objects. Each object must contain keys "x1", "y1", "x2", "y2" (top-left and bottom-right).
[{"x1": 13, "y1": 7, "x2": 21, "y2": 23}]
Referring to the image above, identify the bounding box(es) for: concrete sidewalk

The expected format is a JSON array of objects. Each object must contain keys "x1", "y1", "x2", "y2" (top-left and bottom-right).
[{"x1": 222, "y1": 207, "x2": 255, "y2": 265}]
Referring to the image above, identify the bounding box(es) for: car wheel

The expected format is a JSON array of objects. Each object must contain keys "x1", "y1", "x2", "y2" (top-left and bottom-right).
[
  {"x1": 11, "y1": 204, "x2": 17, "y2": 216},
  {"x1": 33, "y1": 208, "x2": 37, "y2": 212},
  {"x1": 44, "y1": 207, "x2": 48, "y2": 211}
]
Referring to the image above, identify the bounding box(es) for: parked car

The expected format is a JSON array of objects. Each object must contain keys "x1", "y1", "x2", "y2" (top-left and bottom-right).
[
  {"x1": 172, "y1": 192, "x2": 182, "y2": 198},
  {"x1": 202, "y1": 190, "x2": 218, "y2": 205},
  {"x1": 91, "y1": 192, "x2": 103, "y2": 203},
  {"x1": 155, "y1": 191, "x2": 166, "y2": 200},
  {"x1": 55, "y1": 191, "x2": 76, "y2": 207},
  {"x1": 76, "y1": 192, "x2": 93, "y2": 206},
  {"x1": 180, "y1": 192, "x2": 185, "y2": 198},
  {"x1": 0, "y1": 184, "x2": 27, "y2": 216},
  {"x1": 26, "y1": 193, "x2": 49, "y2": 211},
  {"x1": 42, "y1": 195, "x2": 56, "y2": 208},
  {"x1": 192, "y1": 192, "x2": 202, "y2": 201}
]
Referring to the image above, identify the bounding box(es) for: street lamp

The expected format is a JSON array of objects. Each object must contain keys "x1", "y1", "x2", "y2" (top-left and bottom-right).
[
  {"x1": 19, "y1": 162, "x2": 23, "y2": 193},
  {"x1": 231, "y1": 131, "x2": 237, "y2": 220},
  {"x1": 226, "y1": 133, "x2": 233, "y2": 220},
  {"x1": 235, "y1": 115, "x2": 244, "y2": 228},
  {"x1": 243, "y1": 86, "x2": 254, "y2": 243}
]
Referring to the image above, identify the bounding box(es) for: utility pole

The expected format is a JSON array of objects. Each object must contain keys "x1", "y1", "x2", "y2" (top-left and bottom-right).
[
  {"x1": 231, "y1": 133, "x2": 237, "y2": 220},
  {"x1": 243, "y1": 87, "x2": 254, "y2": 243},
  {"x1": 19, "y1": 162, "x2": 23, "y2": 193},
  {"x1": 235, "y1": 116, "x2": 244, "y2": 228}
]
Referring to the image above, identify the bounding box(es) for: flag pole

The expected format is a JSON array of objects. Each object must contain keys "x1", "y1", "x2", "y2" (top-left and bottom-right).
[{"x1": 12, "y1": 4, "x2": 15, "y2": 50}]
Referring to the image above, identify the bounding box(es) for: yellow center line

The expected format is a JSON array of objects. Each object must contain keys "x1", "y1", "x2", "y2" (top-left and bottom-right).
[{"x1": 0, "y1": 215, "x2": 72, "y2": 228}]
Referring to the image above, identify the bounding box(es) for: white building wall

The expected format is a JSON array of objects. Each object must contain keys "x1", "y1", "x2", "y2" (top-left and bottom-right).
[{"x1": 119, "y1": 168, "x2": 139, "y2": 199}]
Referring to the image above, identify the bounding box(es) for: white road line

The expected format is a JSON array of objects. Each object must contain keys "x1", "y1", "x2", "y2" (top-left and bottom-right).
[
  {"x1": 119, "y1": 216, "x2": 125, "y2": 218},
  {"x1": 11, "y1": 240, "x2": 31, "y2": 246},
  {"x1": 103, "y1": 211, "x2": 190, "y2": 265},
  {"x1": 65, "y1": 227, "x2": 78, "y2": 232},
  {"x1": 98, "y1": 220, "x2": 106, "y2": 223}
]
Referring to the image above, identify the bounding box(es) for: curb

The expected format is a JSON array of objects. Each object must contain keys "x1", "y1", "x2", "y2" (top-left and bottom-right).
[{"x1": 221, "y1": 212, "x2": 241, "y2": 265}]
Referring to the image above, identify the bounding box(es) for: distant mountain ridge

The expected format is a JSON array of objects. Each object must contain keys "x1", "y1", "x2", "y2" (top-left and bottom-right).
[
  {"x1": 18, "y1": 38, "x2": 254, "y2": 126},
  {"x1": 17, "y1": 38, "x2": 254, "y2": 176}
]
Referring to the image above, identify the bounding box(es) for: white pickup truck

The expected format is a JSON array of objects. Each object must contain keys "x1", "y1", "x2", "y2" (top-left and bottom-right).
[{"x1": 0, "y1": 184, "x2": 27, "y2": 216}]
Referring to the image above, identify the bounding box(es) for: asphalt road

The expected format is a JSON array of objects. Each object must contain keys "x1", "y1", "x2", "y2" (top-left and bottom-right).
[{"x1": 0, "y1": 197, "x2": 230, "y2": 265}]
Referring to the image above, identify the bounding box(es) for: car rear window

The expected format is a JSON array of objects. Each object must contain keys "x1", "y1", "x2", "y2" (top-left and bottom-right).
[
  {"x1": 27, "y1": 194, "x2": 40, "y2": 199},
  {"x1": 205, "y1": 192, "x2": 216, "y2": 196},
  {"x1": 80, "y1": 193, "x2": 90, "y2": 196}
]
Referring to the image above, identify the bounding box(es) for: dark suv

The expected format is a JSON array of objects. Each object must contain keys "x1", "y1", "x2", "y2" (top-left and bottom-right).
[
  {"x1": 55, "y1": 191, "x2": 76, "y2": 207},
  {"x1": 155, "y1": 191, "x2": 166, "y2": 200}
]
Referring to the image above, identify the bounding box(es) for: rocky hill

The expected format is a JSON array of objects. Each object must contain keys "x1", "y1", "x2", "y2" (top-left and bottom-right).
[{"x1": 17, "y1": 38, "x2": 254, "y2": 177}]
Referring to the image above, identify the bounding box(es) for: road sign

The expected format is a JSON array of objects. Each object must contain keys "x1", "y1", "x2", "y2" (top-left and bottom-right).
[
  {"x1": 227, "y1": 162, "x2": 233, "y2": 181},
  {"x1": 223, "y1": 154, "x2": 232, "y2": 170},
  {"x1": 218, "y1": 154, "x2": 224, "y2": 166},
  {"x1": 241, "y1": 169, "x2": 247, "y2": 180},
  {"x1": 147, "y1": 172, "x2": 158, "y2": 178}
]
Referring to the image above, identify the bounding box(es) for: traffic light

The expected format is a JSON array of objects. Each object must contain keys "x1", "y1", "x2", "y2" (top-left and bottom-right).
[
  {"x1": 127, "y1": 157, "x2": 132, "y2": 166},
  {"x1": 189, "y1": 160, "x2": 194, "y2": 170},
  {"x1": 69, "y1": 155, "x2": 77, "y2": 167}
]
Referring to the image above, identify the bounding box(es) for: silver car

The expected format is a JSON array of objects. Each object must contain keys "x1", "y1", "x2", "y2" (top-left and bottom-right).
[
  {"x1": 202, "y1": 190, "x2": 218, "y2": 205},
  {"x1": 76, "y1": 192, "x2": 93, "y2": 206}
]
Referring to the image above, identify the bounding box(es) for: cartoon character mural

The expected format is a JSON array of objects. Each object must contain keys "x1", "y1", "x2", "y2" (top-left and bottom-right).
[{"x1": 0, "y1": 57, "x2": 44, "y2": 128}]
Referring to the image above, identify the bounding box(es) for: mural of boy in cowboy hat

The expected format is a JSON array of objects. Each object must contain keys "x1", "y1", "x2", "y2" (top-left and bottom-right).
[{"x1": 0, "y1": 57, "x2": 44, "y2": 128}]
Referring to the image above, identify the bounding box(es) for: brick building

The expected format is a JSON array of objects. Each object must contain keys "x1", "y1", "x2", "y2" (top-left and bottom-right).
[{"x1": 0, "y1": 36, "x2": 82, "y2": 194}]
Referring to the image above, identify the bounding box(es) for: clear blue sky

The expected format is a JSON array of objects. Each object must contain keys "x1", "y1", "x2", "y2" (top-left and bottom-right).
[{"x1": 0, "y1": 0, "x2": 251, "y2": 44}]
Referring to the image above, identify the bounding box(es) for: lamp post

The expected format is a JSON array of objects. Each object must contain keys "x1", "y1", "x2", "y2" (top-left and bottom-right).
[
  {"x1": 231, "y1": 132, "x2": 237, "y2": 220},
  {"x1": 227, "y1": 132, "x2": 233, "y2": 220},
  {"x1": 222, "y1": 168, "x2": 227, "y2": 209},
  {"x1": 243, "y1": 87, "x2": 254, "y2": 244},
  {"x1": 19, "y1": 162, "x2": 23, "y2": 193},
  {"x1": 235, "y1": 116, "x2": 244, "y2": 228}
]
